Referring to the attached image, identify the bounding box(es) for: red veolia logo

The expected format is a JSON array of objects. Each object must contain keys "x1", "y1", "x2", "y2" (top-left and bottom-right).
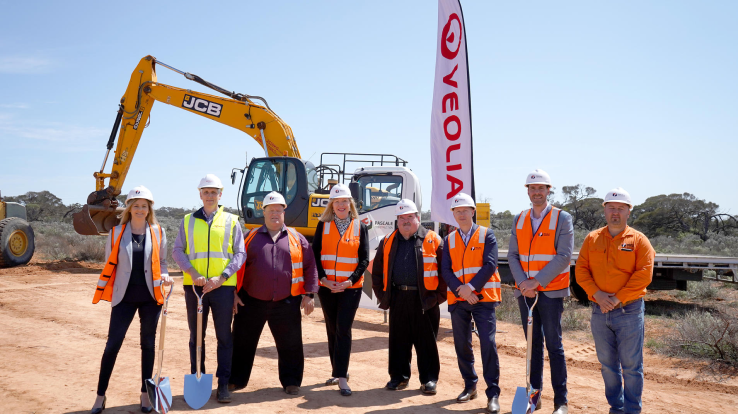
[{"x1": 441, "y1": 13, "x2": 462, "y2": 60}]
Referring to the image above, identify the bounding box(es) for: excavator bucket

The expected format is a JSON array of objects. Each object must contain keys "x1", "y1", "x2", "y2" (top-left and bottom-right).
[{"x1": 73, "y1": 204, "x2": 123, "y2": 235}]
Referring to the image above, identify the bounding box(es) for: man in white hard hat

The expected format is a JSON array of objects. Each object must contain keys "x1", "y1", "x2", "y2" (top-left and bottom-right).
[
  {"x1": 371, "y1": 199, "x2": 446, "y2": 395},
  {"x1": 575, "y1": 188, "x2": 654, "y2": 414},
  {"x1": 508, "y1": 169, "x2": 573, "y2": 414},
  {"x1": 172, "y1": 174, "x2": 246, "y2": 403},
  {"x1": 229, "y1": 191, "x2": 318, "y2": 396},
  {"x1": 440, "y1": 193, "x2": 503, "y2": 413}
]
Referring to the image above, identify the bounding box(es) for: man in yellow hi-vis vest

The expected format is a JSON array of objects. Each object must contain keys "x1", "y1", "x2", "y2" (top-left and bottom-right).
[{"x1": 172, "y1": 174, "x2": 246, "y2": 403}]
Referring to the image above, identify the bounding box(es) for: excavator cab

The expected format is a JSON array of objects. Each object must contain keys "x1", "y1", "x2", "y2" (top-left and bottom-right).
[{"x1": 239, "y1": 157, "x2": 319, "y2": 234}]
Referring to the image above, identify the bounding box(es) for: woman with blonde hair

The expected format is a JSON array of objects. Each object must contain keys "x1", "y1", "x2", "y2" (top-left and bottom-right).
[
  {"x1": 312, "y1": 183, "x2": 369, "y2": 396},
  {"x1": 90, "y1": 186, "x2": 172, "y2": 414}
]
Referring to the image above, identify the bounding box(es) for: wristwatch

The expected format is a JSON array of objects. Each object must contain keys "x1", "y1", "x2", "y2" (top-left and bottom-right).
[{"x1": 306, "y1": 293, "x2": 315, "y2": 299}]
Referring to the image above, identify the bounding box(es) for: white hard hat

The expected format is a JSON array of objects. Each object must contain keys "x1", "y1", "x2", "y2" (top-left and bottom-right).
[
  {"x1": 125, "y1": 185, "x2": 154, "y2": 205},
  {"x1": 525, "y1": 169, "x2": 552, "y2": 187},
  {"x1": 329, "y1": 183, "x2": 352, "y2": 199},
  {"x1": 450, "y1": 193, "x2": 475, "y2": 211},
  {"x1": 197, "y1": 174, "x2": 223, "y2": 189},
  {"x1": 602, "y1": 187, "x2": 633, "y2": 209},
  {"x1": 395, "y1": 199, "x2": 419, "y2": 216},
  {"x1": 263, "y1": 191, "x2": 287, "y2": 208}
]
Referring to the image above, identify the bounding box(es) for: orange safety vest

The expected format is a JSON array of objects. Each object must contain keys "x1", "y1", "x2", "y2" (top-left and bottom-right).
[
  {"x1": 381, "y1": 229, "x2": 442, "y2": 291},
  {"x1": 447, "y1": 226, "x2": 501, "y2": 305},
  {"x1": 237, "y1": 227, "x2": 305, "y2": 296},
  {"x1": 515, "y1": 207, "x2": 569, "y2": 292},
  {"x1": 320, "y1": 219, "x2": 363, "y2": 288},
  {"x1": 93, "y1": 224, "x2": 164, "y2": 305}
]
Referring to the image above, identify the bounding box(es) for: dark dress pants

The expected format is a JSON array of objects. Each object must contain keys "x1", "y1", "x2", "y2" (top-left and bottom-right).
[
  {"x1": 97, "y1": 299, "x2": 161, "y2": 395},
  {"x1": 517, "y1": 294, "x2": 568, "y2": 406},
  {"x1": 230, "y1": 290, "x2": 304, "y2": 389},
  {"x1": 318, "y1": 286, "x2": 362, "y2": 378},
  {"x1": 388, "y1": 289, "x2": 441, "y2": 384},
  {"x1": 184, "y1": 285, "x2": 235, "y2": 386},
  {"x1": 450, "y1": 300, "x2": 500, "y2": 399}
]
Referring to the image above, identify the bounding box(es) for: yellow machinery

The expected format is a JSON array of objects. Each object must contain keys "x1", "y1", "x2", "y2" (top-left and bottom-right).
[
  {"x1": 0, "y1": 191, "x2": 35, "y2": 267},
  {"x1": 73, "y1": 56, "x2": 491, "y2": 240}
]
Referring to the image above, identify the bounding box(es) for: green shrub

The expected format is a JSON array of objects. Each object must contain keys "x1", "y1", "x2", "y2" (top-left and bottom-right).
[
  {"x1": 561, "y1": 298, "x2": 590, "y2": 331},
  {"x1": 666, "y1": 311, "x2": 738, "y2": 364},
  {"x1": 687, "y1": 280, "x2": 721, "y2": 301}
]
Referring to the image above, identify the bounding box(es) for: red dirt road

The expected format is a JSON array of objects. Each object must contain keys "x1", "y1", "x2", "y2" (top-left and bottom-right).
[{"x1": 0, "y1": 261, "x2": 734, "y2": 413}]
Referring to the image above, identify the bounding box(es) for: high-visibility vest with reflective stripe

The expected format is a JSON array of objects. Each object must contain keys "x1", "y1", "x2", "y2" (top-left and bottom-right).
[
  {"x1": 447, "y1": 226, "x2": 501, "y2": 304},
  {"x1": 381, "y1": 229, "x2": 442, "y2": 291},
  {"x1": 93, "y1": 224, "x2": 165, "y2": 305},
  {"x1": 320, "y1": 219, "x2": 363, "y2": 288},
  {"x1": 237, "y1": 227, "x2": 306, "y2": 296},
  {"x1": 183, "y1": 206, "x2": 238, "y2": 286},
  {"x1": 515, "y1": 207, "x2": 570, "y2": 291}
]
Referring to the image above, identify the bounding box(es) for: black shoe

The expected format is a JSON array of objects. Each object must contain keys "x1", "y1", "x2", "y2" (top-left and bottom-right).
[
  {"x1": 420, "y1": 381, "x2": 437, "y2": 395},
  {"x1": 217, "y1": 384, "x2": 231, "y2": 403},
  {"x1": 326, "y1": 372, "x2": 350, "y2": 386},
  {"x1": 91, "y1": 396, "x2": 106, "y2": 414},
  {"x1": 385, "y1": 378, "x2": 409, "y2": 390},
  {"x1": 227, "y1": 383, "x2": 246, "y2": 392},
  {"x1": 456, "y1": 388, "x2": 477, "y2": 402},
  {"x1": 339, "y1": 387, "x2": 352, "y2": 396},
  {"x1": 285, "y1": 385, "x2": 300, "y2": 395},
  {"x1": 486, "y1": 396, "x2": 500, "y2": 413}
]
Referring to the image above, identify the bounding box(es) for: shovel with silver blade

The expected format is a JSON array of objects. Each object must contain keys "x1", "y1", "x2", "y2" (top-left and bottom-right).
[
  {"x1": 184, "y1": 285, "x2": 213, "y2": 409},
  {"x1": 512, "y1": 293, "x2": 541, "y2": 414},
  {"x1": 146, "y1": 284, "x2": 174, "y2": 413}
]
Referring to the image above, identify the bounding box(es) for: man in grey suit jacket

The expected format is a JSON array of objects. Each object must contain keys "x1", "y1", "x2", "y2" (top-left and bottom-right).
[{"x1": 508, "y1": 169, "x2": 573, "y2": 414}]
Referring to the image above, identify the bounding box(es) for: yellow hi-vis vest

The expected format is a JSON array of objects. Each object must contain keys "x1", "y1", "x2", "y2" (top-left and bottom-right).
[
  {"x1": 183, "y1": 206, "x2": 238, "y2": 286},
  {"x1": 321, "y1": 219, "x2": 363, "y2": 288}
]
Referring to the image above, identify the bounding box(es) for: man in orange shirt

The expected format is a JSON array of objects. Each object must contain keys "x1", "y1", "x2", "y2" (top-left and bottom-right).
[{"x1": 575, "y1": 188, "x2": 655, "y2": 414}]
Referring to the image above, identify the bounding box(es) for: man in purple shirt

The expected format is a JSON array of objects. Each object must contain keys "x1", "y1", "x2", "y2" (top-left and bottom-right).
[{"x1": 228, "y1": 191, "x2": 319, "y2": 396}]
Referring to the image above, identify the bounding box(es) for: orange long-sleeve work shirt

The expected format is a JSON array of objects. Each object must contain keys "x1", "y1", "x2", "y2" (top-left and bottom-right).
[{"x1": 575, "y1": 225, "x2": 655, "y2": 304}]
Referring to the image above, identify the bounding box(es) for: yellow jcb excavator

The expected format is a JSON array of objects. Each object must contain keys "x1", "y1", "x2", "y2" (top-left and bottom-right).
[{"x1": 73, "y1": 56, "x2": 490, "y2": 250}]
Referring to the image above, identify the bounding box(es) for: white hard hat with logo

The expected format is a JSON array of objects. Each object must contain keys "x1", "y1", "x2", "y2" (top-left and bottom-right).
[
  {"x1": 602, "y1": 187, "x2": 633, "y2": 209},
  {"x1": 395, "y1": 199, "x2": 419, "y2": 216},
  {"x1": 197, "y1": 174, "x2": 224, "y2": 189},
  {"x1": 525, "y1": 169, "x2": 552, "y2": 187},
  {"x1": 329, "y1": 183, "x2": 352, "y2": 199},
  {"x1": 126, "y1": 185, "x2": 155, "y2": 204},
  {"x1": 263, "y1": 191, "x2": 287, "y2": 208},
  {"x1": 450, "y1": 193, "x2": 475, "y2": 210}
]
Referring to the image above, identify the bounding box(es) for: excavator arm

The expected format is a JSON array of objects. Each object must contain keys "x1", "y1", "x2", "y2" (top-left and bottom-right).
[{"x1": 73, "y1": 55, "x2": 300, "y2": 235}]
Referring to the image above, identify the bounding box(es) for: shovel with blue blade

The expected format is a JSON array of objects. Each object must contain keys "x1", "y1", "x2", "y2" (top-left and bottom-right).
[
  {"x1": 512, "y1": 293, "x2": 541, "y2": 414},
  {"x1": 184, "y1": 285, "x2": 213, "y2": 409},
  {"x1": 146, "y1": 284, "x2": 174, "y2": 413}
]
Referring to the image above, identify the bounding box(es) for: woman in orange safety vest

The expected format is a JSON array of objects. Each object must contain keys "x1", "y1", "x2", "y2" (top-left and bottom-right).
[
  {"x1": 90, "y1": 186, "x2": 172, "y2": 414},
  {"x1": 311, "y1": 184, "x2": 369, "y2": 397}
]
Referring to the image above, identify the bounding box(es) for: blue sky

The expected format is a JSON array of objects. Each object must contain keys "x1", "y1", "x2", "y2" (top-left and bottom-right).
[{"x1": 1, "y1": 1, "x2": 736, "y2": 216}]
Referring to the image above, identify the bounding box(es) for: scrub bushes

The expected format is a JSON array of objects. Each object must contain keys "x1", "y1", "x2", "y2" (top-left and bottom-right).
[{"x1": 666, "y1": 311, "x2": 738, "y2": 365}]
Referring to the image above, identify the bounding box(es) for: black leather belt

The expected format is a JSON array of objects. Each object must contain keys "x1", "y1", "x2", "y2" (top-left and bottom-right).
[{"x1": 393, "y1": 284, "x2": 418, "y2": 291}]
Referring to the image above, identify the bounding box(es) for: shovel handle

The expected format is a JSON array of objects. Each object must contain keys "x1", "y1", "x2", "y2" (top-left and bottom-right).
[
  {"x1": 525, "y1": 293, "x2": 538, "y2": 390},
  {"x1": 153, "y1": 284, "x2": 173, "y2": 383},
  {"x1": 194, "y1": 284, "x2": 203, "y2": 379}
]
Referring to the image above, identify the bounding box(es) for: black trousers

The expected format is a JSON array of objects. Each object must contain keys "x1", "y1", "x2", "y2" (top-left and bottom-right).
[
  {"x1": 184, "y1": 285, "x2": 235, "y2": 386},
  {"x1": 318, "y1": 286, "x2": 362, "y2": 378},
  {"x1": 388, "y1": 289, "x2": 441, "y2": 384},
  {"x1": 97, "y1": 299, "x2": 161, "y2": 396},
  {"x1": 230, "y1": 290, "x2": 304, "y2": 389}
]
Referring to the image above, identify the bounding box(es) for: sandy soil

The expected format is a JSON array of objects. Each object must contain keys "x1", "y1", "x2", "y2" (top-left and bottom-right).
[{"x1": 1, "y1": 260, "x2": 735, "y2": 414}]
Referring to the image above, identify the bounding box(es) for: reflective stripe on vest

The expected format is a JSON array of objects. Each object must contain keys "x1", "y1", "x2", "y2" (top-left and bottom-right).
[
  {"x1": 447, "y1": 226, "x2": 501, "y2": 304},
  {"x1": 320, "y1": 219, "x2": 363, "y2": 288},
  {"x1": 183, "y1": 206, "x2": 237, "y2": 285},
  {"x1": 515, "y1": 207, "x2": 570, "y2": 292},
  {"x1": 381, "y1": 230, "x2": 442, "y2": 291},
  {"x1": 93, "y1": 224, "x2": 164, "y2": 305},
  {"x1": 238, "y1": 227, "x2": 306, "y2": 296}
]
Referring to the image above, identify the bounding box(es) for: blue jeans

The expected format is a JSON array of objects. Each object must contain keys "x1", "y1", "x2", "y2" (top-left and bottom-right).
[
  {"x1": 517, "y1": 294, "x2": 568, "y2": 406},
  {"x1": 184, "y1": 285, "x2": 235, "y2": 386},
  {"x1": 450, "y1": 301, "x2": 500, "y2": 399},
  {"x1": 591, "y1": 298, "x2": 645, "y2": 414}
]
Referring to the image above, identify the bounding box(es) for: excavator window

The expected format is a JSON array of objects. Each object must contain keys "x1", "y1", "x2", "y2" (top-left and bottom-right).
[
  {"x1": 356, "y1": 175, "x2": 403, "y2": 213},
  {"x1": 243, "y1": 159, "x2": 298, "y2": 217}
]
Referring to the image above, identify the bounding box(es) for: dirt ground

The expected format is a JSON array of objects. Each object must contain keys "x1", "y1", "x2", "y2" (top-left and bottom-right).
[{"x1": 1, "y1": 261, "x2": 736, "y2": 414}]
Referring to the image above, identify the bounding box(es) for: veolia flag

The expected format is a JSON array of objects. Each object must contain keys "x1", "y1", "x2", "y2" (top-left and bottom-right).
[{"x1": 430, "y1": 0, "x2": 474, "y2": 226}]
